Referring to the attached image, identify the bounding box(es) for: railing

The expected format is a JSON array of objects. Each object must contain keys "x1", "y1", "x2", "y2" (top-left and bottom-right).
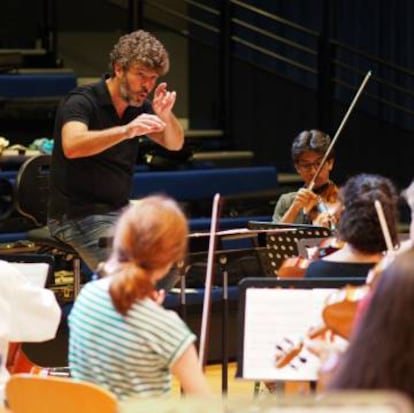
[{"x1": 118, "y1": 0, "x2": 414, "y2": 134}]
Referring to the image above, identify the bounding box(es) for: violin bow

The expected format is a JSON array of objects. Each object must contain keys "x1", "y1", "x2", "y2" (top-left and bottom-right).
[
  {"x1": 374, "y1": 199, "x2": 394, "y2": 252},
  {"x1": 365, "y1": 199, "x2": 394, "y2": 286},
  {"x1": 198, "y1": 193, "x2": 222, "y2": 368},
  {"x1": 308, "y1": 70, "x2": 372, "y2": 191}
]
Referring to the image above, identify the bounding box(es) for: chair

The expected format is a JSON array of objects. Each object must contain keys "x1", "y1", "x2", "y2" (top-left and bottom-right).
[
  {"x1": 6, "y1": 374, "x2": 118, "y2": 413},
  {"x1": 13, "y1": 154, "x2": 81, "y2": 298}
]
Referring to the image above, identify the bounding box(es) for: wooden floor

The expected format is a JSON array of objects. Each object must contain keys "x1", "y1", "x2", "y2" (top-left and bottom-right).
[{"x1": 171, "y1": 362, "x2": 312, "y2": 398}]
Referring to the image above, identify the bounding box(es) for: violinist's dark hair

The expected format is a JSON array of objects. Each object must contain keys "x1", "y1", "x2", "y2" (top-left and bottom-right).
[
  {"x1": 328, "y1": 248, "x2": 414, "y2": 400},
  {"x1": 291, "y1": 129, "x2": 333, "y2": 164},
  {"x1": 337, "y1": 173, "x2": 399, "y2": 253},
  {"x1": 108, "y1": 195, "x2": 188, "y2": 315}
]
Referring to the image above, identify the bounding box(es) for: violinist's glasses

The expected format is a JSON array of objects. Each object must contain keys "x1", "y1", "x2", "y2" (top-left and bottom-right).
[{"x1": 296, "y1": 158, "x2": 324, "y2": 172}]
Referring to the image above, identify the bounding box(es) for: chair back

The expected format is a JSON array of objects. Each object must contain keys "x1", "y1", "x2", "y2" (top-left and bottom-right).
[
  {"x1": 14, "y1": 154, "x2": 51, "y2": 227},
  {"x1": 6, "y1": 374, "x2": 118, "y2": 413}
]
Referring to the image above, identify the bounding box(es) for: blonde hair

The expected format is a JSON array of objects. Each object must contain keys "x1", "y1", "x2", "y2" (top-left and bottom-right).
[{"x1": 109, "y1": 195, "x2": 188, "y2": 315}]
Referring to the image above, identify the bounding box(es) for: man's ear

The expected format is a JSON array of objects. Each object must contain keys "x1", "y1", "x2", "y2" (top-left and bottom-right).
[
  {"x1": 114, "y1": 62, "x2": 123, "y2": 78},
  {"x1": 327, "y1": 159, "x2": 335, "y2": 171}
]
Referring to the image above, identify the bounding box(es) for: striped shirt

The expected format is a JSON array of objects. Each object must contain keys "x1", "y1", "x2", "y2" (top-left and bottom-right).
[{"x1": 68, "y1": 277, "x2": 196, "y2": 400}]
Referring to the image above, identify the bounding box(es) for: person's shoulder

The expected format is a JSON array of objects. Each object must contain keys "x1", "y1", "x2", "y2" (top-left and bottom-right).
[
  {"x1": 279, "y1": 191, "x2": 298, "y2": 202},
  {"x1": 76, "y1": 277, "x2": 110, "y2": 302},
  {"x1": 65, "y1": 82, "x2": 99, "y2": 101},
  {"x1": 82, "y1": 277, "x2": 110, "y2": 292},
  {"x1": 136, "y1": 299, "x2": 185, "y2": 326},
  {"x1": 274, "y1": 191, "x2": 298, "y2": 211},
  {"x1": 305, "y1": 259, "x2": 334, "y2": 277}
]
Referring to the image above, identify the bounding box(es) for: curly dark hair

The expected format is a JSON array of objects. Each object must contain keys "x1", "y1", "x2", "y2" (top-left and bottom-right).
[
  {"x1": 337, "y1": 174, "x2": 399, "y2": 253},
  {"x1": 328, "y1": 248, "x2": 414, "y2": 400},
  {"x1": 291, "y1": 129, "x2": 333, "y2": 164},
  {"x1": 109, "y1": 30, "x2": 169, "y2": 76}
]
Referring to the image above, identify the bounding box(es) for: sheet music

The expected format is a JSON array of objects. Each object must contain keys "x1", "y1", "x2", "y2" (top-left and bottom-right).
[{"x1": 243, "y1": 288, "x2": 337, "y2": 381}]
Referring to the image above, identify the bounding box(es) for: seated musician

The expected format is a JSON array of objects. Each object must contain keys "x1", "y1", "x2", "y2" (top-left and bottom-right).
[
  {"x1": 325, "y1": 247, "x2": 414, "y2": 401},
  {"x1": 68, "y1": 195, "x2": 211, "y2": 400},
  {"x1": 1, "y1": 260, "x2": 61, "y2": 403},
  {"x1": 352, "y1": 178, "x2": 414, "y2": 328},
  {"x1": 272, "y1": 129, "x2": 339, "y2": 228},
  {"x1": 305, "y1": 173, "x2": 399, "y2": 278}
]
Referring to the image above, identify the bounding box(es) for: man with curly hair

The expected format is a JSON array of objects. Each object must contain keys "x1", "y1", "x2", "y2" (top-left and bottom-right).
[{"x1": 48, "y1": 30, "x2": 184, "y2": 273}]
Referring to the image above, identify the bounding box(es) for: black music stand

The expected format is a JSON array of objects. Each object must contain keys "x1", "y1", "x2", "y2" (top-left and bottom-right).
[
  {"x1": 188, "y1": 225, "x2": 293, "y2": 394},
  {"x1": 176, "y1": 245, "x2": 265, "y2": 393},
  {"x1": 248, "y1": 221, "x2": 331, "y2": 277}
]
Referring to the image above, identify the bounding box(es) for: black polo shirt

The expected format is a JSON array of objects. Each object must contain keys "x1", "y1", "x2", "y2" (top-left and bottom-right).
[{"x1": 48, "y1": 76, "x2": 152, "y2": 220}]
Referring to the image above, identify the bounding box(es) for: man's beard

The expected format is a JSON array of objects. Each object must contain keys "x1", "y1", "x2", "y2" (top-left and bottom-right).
[{"x1": 119, "y1": 79, "x2": 145, "y2": 107}]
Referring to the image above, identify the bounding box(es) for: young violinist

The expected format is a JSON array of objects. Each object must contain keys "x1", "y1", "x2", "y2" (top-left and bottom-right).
[
  {"x1": 305, "y1": 173, "x2": 399, "y2": 278},
  {"x1": 272, "y1": 129, "x2": 339, "y2": 228},
  {"x1": 351, "y1": 178, "x2": 414, "y2": 329},
  {"x1": 326, "y1": 248, "x2": 414, "y2": 401},
  {"x1": 68, "y1": 195, "x2": 211, "y2": 400}
]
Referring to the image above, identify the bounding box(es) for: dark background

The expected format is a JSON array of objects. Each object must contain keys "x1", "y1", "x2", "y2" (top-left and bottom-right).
[{"x1": 1, "y1": 0, "x2": 413, "y2": 191}]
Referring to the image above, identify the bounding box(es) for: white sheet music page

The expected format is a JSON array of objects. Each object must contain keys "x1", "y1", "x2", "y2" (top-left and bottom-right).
[{"x1": 242, "y1": 288, "x2": 336, "y2": 381}]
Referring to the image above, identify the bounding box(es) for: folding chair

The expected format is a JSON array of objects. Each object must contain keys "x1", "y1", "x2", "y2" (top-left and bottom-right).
[
  {"x1": 13, "y1": 154, "x2": 81, "y2": 298},
  {"x1": 6, "y1": 374, "x2": 118, "y2": 413}
]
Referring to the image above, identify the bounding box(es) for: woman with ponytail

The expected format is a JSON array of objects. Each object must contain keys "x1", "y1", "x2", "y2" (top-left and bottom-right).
[{"x1": 68, "y1": 195, "x2": 210, "y2": 400}]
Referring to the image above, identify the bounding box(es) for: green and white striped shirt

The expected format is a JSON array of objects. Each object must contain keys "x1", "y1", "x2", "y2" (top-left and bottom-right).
[{"x1": 68, "y1": 277, "x2": 196, "y2": 400}]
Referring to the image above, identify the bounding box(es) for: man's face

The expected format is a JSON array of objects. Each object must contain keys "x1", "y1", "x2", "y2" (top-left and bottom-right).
[
  {"x1": 117, "y1": 63, "x2": 159, "y2": 107},
  {"x1": 294, "y1": 151, "x2": 334, "y2": 188}
]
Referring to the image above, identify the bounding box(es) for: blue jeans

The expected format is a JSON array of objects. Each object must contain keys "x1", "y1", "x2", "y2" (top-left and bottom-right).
[
  {"x1": 48, "y1": 213, "x2": 119, "y2": 273},
  {"x1": 48, "y1": 213, "x2": 180, "y2": 291}
]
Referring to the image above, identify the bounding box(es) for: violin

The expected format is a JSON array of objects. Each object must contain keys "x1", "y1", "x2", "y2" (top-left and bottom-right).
[
  {"x1": 276, "y1": 256, "x2": 313, "y2": 278},
  {"x1": 321, "y1": 284, "x2": 370, "y2": 339},
  {"x1": 308, "y1": 181, "x2": 341, "y2": 229},
  {"x1": 312, "y1": 236, "x2": 345, "y2": 259},
  {"x1": 277, "y1": 235, "x2": 344, "y2": 279}
]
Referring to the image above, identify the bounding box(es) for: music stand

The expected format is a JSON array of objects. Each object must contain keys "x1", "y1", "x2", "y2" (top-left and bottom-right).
[
  {"x1": 296, "y1": 237, "x2": 331, "y2": 258},
  {"x1": 188, "y1": 225, "x2": 297, "y2": 393},
  {"x1": 248, "y1": 221, "x2": 331, "y2": 277},
  {"x1": 236, "y1": 277, "x2": 366, "y2": 390}
]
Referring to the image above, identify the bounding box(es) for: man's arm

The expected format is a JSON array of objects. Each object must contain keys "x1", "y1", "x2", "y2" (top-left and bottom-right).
[
  {"x1": 147, "y1": 111, "x2": 184, "y2": 150},
  {"x1": 273, "y1": 189, "x2": 318, "y2": 224},
  {"x1": 62, "y1": 114, "x2": 166, "y2": 159}
]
